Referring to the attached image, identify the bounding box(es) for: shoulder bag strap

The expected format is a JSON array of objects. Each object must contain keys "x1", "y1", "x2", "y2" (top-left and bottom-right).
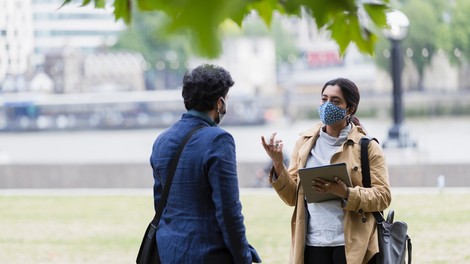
[
  {"x1": 152, "y1": 124, "x2": 205, "y2": 225},
  {"x1": 360, "y1": 137, "x2": 385, "y2": 223},
  {"x1": 361, "y1": 137, "x2": 413, "y2": 263}
]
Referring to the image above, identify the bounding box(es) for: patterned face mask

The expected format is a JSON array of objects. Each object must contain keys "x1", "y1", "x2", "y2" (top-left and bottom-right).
[{"x1": 318, "y1": 102, "x2": 348, "y2": 125}]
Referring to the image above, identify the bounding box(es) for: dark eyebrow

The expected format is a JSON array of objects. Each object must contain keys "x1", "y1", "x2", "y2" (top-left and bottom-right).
[{"x1": 321, "y1": 95, "x2": 344, "y2": 101}]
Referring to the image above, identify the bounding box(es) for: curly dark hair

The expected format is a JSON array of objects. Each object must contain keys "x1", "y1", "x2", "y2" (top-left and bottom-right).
[{"x1": 182, "y1": 64, "x2": 234, "y2": 111}]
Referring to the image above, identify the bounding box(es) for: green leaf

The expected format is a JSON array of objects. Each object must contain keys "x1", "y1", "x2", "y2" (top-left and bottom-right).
[
  {"x1": 94, "y1": 0, "x2": 106, "y2": 8},
  {"x1": 224, "y1": 0, "x2": 255, "y2": 27},
  {"x1": 304, "y1": 0, "x2": 355, "y2": 28},
  {"x1": 164, "y1": 0, "x2": 229, "y2": 57},
  {"x1": 328, "y1": 11, "x2": 376, "y2": 55},
  {"x1": 59, "y1": 0, "x2": 74, "y2": 8},
  {"x1": 363, "y1": 3, "x2": 389, "y2": 28},
  {"x1": 250, "y1": 0, "x2": 283, "y2": 26},
  {"x1": 281, "y1": 0, "x2": 303, "y2": 16},
  {"x1": 136, "y1": 0, "x2": 164, "y2": 11},
  {"x1": 228, "y1": 7, "x2": 251, "y2": 27},
  {"x1": 113, "y1": 0, "x2": 132, "y2": 24},
  {"x1": 350, "y1": 16, "x2": 375, "y2": 55},
  {"x1": 329, "y1": 13, "x2": 350, "y2": 55},
  {"x1": 81, "y1": 0, "x2": 92, "y2": 7}
]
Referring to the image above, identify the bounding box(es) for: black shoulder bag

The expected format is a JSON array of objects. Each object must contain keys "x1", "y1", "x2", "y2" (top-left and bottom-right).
[
  {"x1": 136, "y1": 125, "x2": 204, "y2": 264},
  {"x1": 360, "y1": 137, "x2": 412, "y2": 264}
]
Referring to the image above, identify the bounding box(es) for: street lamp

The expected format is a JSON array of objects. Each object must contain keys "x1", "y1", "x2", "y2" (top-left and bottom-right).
[{"x1": 383, "y1": 10, "x2": 415, "y2": 148}]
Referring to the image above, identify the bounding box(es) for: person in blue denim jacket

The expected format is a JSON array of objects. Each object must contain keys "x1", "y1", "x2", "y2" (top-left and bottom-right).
[{"x1": 150, "y1": 64, "x2": 261, "y2": 264}]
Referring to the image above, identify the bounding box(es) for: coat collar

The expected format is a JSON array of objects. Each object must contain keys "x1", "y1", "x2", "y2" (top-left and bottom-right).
[
  {"x1": 297, "y1": 122, "x2": 367, "y2": 168},
  {"x1": 299, "y1": 122, "x2": 367, "y2": 145},
  {"x1": 186, "y1": 110, "x2": 216, "y2": 126}
]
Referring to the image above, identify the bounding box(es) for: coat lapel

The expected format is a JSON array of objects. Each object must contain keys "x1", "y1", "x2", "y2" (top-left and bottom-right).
[{"x1": 297, "y1": 124, "x2": 322, "y2": 169}]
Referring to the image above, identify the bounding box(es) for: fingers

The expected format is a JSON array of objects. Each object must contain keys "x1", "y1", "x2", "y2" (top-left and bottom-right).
[
  {"x1": 261, "y1": 133, "x2": 283, "y2": 151},
  {"x1": 313, "y1": 178, "x2": 340, "y2": 193},
  {"x1": 313, "y1": 183, "x2": 328, "y2": 193},
  {"x1": 274, "y1": 140, "x2": 283, "y2": 150},
  {"x1": 261, "y1": 132, "x2": 277, "y2": 147},
  {"x1": 312, "y1": 178, "x2": 329, "y2": 192},
  {"x1": 334, "y1": 176, "x2": 345, "y2": 186},
  {"x1": 313, "y1": 177, "x2": 346, "y2": 195},
  {"x1": 261, "y1": 136, "x2": 268, "y2": 148},
  {"x1": 269, "y1": 132, "x2": 277, "y2": 146},
  {"x1": 313, "y1": 178, "x2": 328, "y2": 186}
]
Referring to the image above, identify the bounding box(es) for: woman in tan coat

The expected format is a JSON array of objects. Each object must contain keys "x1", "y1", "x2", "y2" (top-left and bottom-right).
[{"x1": 261, "y1": 78, "x2": 391, "y2": 264}]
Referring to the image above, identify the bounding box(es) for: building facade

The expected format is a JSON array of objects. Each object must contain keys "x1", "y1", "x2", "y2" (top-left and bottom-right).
[
  {"x1": 1, "y1": 0, "x2": 129, "y2": 93},
  {"x1": 0, "y1": 0, "x2": 34, "y2": 86},
  {"x1": 31, "y1": 0, "x2": 124, "y2": 66}
]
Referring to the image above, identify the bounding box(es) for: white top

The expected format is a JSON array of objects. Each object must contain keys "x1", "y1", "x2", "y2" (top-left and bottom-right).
[{"x1": 305, "y1": 124, "x2": 351, "y2": 247}]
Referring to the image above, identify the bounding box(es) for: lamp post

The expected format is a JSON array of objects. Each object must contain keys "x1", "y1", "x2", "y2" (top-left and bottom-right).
[{"x1": 383, "y1": 10, "x2": 415, "y2": 148}]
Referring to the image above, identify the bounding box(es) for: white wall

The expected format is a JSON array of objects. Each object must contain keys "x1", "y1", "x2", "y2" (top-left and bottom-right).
[{"x1": 190, "y1": 37, "x2": 278, "y2": 96}]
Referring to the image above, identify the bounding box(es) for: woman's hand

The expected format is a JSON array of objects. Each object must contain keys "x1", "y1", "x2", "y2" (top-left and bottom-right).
[
  {"x1": 312, "y1": 176, "x2": 349, "y2": 199},
  {"x1": 261, "y1": 132, "x2": 284, "y2": 167}
]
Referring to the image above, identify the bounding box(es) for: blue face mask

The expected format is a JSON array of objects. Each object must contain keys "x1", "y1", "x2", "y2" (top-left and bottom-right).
[{"x1": 318, "y1": 102, "x2": 348, "y2": 125}]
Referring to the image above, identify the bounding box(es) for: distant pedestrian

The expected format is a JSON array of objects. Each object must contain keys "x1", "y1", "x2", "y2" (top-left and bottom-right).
[
  {"x1": 150, "y1": 64, "x2": 261, "y2": 263},
  {"x1": 260, "y1": 78, "x2": 391, "y2": 263}
]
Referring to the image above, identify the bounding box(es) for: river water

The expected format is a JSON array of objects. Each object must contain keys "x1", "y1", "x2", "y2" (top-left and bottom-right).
[{"x1": 0, "y1": 117, "x2": 469, "y2": 165}]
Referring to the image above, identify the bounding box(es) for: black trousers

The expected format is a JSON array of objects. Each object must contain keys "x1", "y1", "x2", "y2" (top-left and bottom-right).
[
  {"x1": 304, "y1": 246, "x2": 378, "y2": 264},
  {"x1": 304, "y1": 245, "x2": 346, "y2": 264}
]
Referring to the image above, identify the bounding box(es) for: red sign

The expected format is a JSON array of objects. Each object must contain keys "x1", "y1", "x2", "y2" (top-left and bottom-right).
[{"x1": 306, "y1": 51, "x2": 342, "y2": 67}]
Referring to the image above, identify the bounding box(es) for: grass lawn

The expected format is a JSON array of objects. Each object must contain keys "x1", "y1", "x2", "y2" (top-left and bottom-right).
[{"x1": 1, "y1": 188, "x2": 470, "y2": 263}]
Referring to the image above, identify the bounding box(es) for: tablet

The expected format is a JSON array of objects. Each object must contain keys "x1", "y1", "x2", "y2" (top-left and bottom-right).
[{"x1": 298, "y1": 163, "x2": 352, "y2": 203}]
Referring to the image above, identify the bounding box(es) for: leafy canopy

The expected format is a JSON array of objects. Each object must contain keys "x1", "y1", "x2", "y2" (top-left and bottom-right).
[
  {"x1": 448, "y1": 0, "x2": 470, "y2": 64},
  {"x1": 374, "y1": 0, "x2": 457, "y2": 85},
  {"x1": 62, "y1": 0, "x2": 391, "y2": 58}
]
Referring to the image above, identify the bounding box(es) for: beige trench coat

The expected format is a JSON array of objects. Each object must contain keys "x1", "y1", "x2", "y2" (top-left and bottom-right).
[{"x1": 270, "y1": 123, "x2": 391, "y2": 264}]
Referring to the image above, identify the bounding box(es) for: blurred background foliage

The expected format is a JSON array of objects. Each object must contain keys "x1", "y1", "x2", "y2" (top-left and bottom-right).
[
  {"x1": 375, "y1": 0, "x2": 470, "y2": 90},
  {"x1": 67, "y1": 0, "x2": 470, "y2": 90},
  {"x1": 64, "y1": 0, "x2": 390, "y2": 57}
]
